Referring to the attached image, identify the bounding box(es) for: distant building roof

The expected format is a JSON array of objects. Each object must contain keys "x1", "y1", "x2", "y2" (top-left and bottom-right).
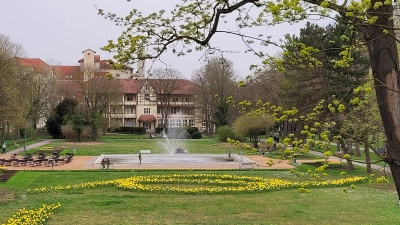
[{"x1": 18, "y1": 58, "x2": 49, "y2": 69}]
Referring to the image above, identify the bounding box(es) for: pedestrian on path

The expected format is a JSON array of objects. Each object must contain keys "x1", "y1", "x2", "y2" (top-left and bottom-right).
[
  {"x1": 138, "y1": 153, "x2": 142, "y2": 165},
  {"x1": 2, "y1": 142, "x2": 6, "y2": 154}
]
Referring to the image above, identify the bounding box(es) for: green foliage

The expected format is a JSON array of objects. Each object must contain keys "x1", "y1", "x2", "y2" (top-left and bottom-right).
[
  {"x1": 217, "y1": 126, "x2": 235, "y2": 142},
  {"x1": 116, "y1": 127, "x2": 145, "y2": 134},
  {"x1": 46, "y1": 98, "x2": 78, "y2": 138},
  {"x1": 155, "y1": 127, "x2": 163, "y2": 134},
  {"x1": 67, "y1": 114, "x2": 86, "y2": 142},
  {"x1": 190, "y1": 131, "x2": 202, "y2": 139},
  {"x1": 280, "y1": 19, "x2": 369, "y2": 115},
  {"x1": 186, "y1": 126, "x2": 199, "y2": 136}
]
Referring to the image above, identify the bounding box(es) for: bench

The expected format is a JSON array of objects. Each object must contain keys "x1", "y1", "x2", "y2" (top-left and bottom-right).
[
  {"x1": 100, "y1": 162, "x2": 114, "y2": 169},
  {"x1": 140, "y1": 150, "x2": 152, "y2": 154},
  {"x1": 239, "y1": 162, "x2": 254, "y2": 169}
]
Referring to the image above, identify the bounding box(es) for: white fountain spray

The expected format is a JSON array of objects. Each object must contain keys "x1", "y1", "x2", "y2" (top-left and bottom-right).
[{"x1": 159, "y1": 130, "x2": 190, "y2": 155}]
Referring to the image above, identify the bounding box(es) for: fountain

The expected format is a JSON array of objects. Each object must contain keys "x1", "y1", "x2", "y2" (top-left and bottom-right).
[
  {"x1": 93, "y1": 129, "x2": 254, "y2": 169},
  {"x1": 158, "y1": 130, "x2": 190, "y2": 155}
]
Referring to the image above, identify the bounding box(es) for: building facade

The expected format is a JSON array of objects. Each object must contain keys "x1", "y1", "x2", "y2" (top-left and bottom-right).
[{"x1": 21, "y1": 49, "x2": 202, "y2": 133}]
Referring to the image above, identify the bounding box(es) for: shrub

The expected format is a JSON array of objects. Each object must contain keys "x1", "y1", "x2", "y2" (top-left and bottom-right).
[
  {"x1": 117, "y1": 127, "x2": 146, "y2": 134},
  {"x1": 186, "y1": 127, "x2": 199, "y2": 136},
  {"x1": 190, "y1": 131, "x2": 202, "y2": 139},
  {"x1": 217, "y1": 126, "x2": 235, "y2": 142},
  {"x1": 61, "y1": 125, "x2": 92, "y2": 140},
  {"x1": 155, "y1": 127, "x2": 164, "y2": 134}
]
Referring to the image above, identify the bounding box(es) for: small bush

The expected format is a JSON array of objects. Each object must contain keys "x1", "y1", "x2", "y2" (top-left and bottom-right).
[
  {"x1": 186, "y1": 127, "x2": 199, "y2": 136},
  {"x1": 61, "y1": 125, "x2": 91, "y2": 141},
  {"x1": 217, "y1": 126, "x2": 235, "y2": 142},
  {"x1": 190, "y1": 131, "x2": 202, "y2": 139},
  {"x1": 155, "y1": 127, "x2": 164, "y2": 134},
  {"x1": 117, "y1": 127, "x2": 146, "y2": 134}
]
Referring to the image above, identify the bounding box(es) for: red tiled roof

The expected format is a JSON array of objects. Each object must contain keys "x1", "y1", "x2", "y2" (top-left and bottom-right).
[
  {"x1": 149, "y1": 79, "x2": 198, "y2": 95},
  {"x1": 138, "y1": 114, "x2": 157, "y2": 122},
  {"x1": 18, "y1": 58, "x2": 49, "y2": 69},
  {"x1": 119, "y1": 79, "x2": 144, "y2": 93},
  {"x1": 99, "y1": 60, "x2": 112, "y2": 69}
]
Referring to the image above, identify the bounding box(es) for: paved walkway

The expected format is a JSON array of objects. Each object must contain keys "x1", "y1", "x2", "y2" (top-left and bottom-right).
[
  {"x1": 0, "y1": 139, "x2": 390, "y2": 172},
  {"x1": 1, "y1": 139, "x2": 57, "y2": 159}
]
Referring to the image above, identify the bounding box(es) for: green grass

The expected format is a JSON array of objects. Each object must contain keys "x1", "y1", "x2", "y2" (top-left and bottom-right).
[
  {"x1": 3, "y1": 135, "x2": 397, "y2": 224},
  {"x1": 0, "y1": 170, "x2": 399, "y2": 225},
  {"x1": 23, "y1": 138, "x2": 239, "y2": 156}
]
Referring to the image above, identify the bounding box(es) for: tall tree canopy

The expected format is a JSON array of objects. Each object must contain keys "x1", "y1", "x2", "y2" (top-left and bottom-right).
[
  {"x1": 0, "y1": 34, "x2": 28, "y2": 143},
  {"x1": 192, "y1": 57, "x2": 237, "y2": 136},
  {"x1": 281, "y1": 19, "x2": 370, "y2": 114},
  {"x1": 99, "y1": 0, "x2": 400, "y2": 201}
]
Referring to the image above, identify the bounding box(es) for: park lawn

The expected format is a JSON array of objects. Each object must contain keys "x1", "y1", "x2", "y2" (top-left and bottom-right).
[
  {"x1": 0, "y1": 170, "x2": 399, "y2": 225},
  {"x1": 24, "y1": 138, "x2": 240, "y2": 156},
  {"x1": 311, "y1": 145, "x2": 386, "y2": 167}
]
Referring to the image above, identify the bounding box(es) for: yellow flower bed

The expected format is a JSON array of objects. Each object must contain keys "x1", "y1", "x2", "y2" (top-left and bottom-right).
[
  {"x1": 2, "y1": 203, "x2": 61, "y2": 225},
  {"x1": 27, "y1": 174, "x2": 367, "y2": 195}
]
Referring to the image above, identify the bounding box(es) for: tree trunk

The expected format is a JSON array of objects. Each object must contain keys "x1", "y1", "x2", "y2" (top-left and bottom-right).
[
  {"x1": 365, "y1": 141, "x2": 372, "y2": 173},
  {"x1": 364, "y1": 3, "x2": 400, "y2": 201},
  {"x1": 346, "y1": 140, "x2": 353, "y2": 155},
  {"x1": 339, "y1": 138, "x2": 354, "y2": 170},
  {"x1": 355, "y1": 141, "x2": 361, "y2": 157}
]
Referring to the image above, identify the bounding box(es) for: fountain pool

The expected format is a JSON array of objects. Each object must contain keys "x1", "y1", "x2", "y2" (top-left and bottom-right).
[{"x1": 93, "y1": 153, "x2": 254, "y2": 169}]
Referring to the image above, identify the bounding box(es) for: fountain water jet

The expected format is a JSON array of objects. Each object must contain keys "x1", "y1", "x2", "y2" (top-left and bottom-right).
[{"x1": 158, "y1": 130, "x2": 190, "y2": 155}]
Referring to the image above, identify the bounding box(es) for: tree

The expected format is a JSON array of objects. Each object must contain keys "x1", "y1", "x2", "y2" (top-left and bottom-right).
[
  {"x1": 46, "y1": 98, "x2": 78, "y2": 138},
  {"x1": 0, "y1": 34, "x2": 28, "y2": 144},
  {"x1": 149, "y1": 68, "x2": 183, "y2": 132},
  {"x1": 338, "y1": 76, "x2": 384, "y2": 173},
  {"x1": 233, "y1": 114, "x2": 274, "y2": 148},
  {"x1": 21, "y1": 59, "x2": 56, "y2": 130},
  {"x1": 67, "y1": 114, "x2": 86, "y2": 142},
  {"x1": 74, "y1": 66, "x2": 123, "y2": 141},
  {"x1": 281, "y1": 20, "x2": 369, "y2": 115},
  {"x1": 192, "y1": 57, "x2": 237, "y2": 136},
  {"x1": 99, "y1": 1, "x2": 400, "y2": 201}
]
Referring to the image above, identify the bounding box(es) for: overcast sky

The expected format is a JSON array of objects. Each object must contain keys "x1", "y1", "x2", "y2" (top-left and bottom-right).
[{"x1": 0, "y1": 0, "x2": 331, "y2": 79}]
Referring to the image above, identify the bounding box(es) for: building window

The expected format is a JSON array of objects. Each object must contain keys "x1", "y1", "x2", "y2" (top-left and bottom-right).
[
  {"x1": 127, "y1": 95, "x2": 133, "y2": 101},
  {"x1": 170, "y1": 119, "x2": 176, "y2": 127},
  {"x1": 144, "y1": 108, "x2": 150, "y2": 114},
  {"x1": 158, "y1": 108, "x2": 165, "y2": 114},
  {"x1": 186, "y1": 97, "x2": 190, "y2": 102},
  {"x1": 126, "y1": 107, "x2": 134, "y2": 114},
  {"x1": 172, "y1": 107, "x2": 180, "y2": 114},
  {"x1": 177, "y1": 119, "x2": 181, "y2": 127},
  {"x1": 184, "y1": 108, "x2": 192, "y2": 115},
  {"x1": 189, "y1": 119, "x2": 194, "y2": 127},
  {"x1": 145, "y1": 94, "x2": 149, "y2": 99},
  {"x1": 201, "y1": 120, "x2": 206, "y2": 127},
  {"x1": 173, "y1": 97, "x2": 178, "y2": 102},
  {"x1": 158, "y1": 119, "x2": 162, "y2": 127},
  {"x1": 183, "y1": 119, "x2": 187, "y2": 126}
]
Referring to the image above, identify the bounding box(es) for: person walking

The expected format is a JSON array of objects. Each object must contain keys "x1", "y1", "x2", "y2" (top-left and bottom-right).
[
  {"x1": 138, "y1": 153, "x2": 142, "y2": 165},
  {"x1": 2, "y1": 142, "x2": 6, "y2": 154}
]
